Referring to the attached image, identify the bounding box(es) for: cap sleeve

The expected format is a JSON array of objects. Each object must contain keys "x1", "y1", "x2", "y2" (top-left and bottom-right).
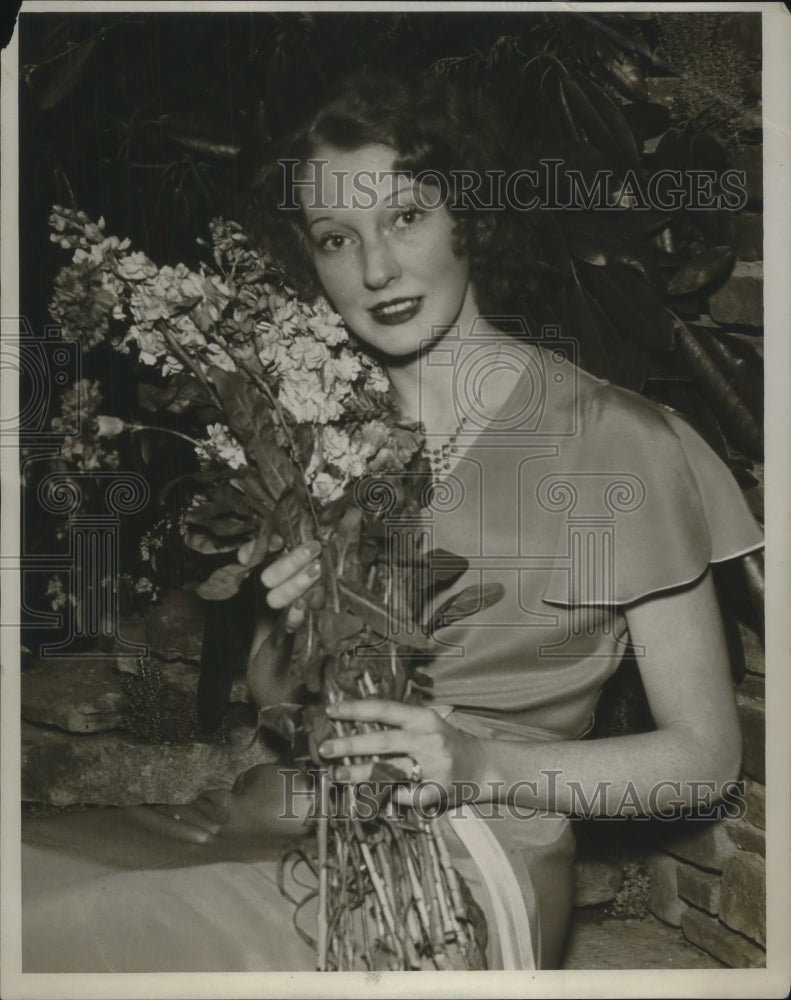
[{"x1": 540, "y1": 385, "x2": 764, "y2": 607}]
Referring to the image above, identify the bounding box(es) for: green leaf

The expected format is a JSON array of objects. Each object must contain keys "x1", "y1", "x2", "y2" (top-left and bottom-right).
[
  {"x1": 667, "y1": 247, "x2": 736, "y2": 296},
  {"x1": 196, "y1": 562, "x2": 251, "y2": 600},
  {"x1": 426, "y1": 582, "x2": 505, "y2": 635}
]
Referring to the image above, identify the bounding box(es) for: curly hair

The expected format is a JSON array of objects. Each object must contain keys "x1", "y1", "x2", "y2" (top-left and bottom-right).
[{"x1": 247, "y1": 69, "x2": 551, "y2": 329}]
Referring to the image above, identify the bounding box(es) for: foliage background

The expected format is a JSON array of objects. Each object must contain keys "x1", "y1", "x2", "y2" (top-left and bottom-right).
[{"x1": 18, "y1": 8, "x2": 763, "y2": 657}]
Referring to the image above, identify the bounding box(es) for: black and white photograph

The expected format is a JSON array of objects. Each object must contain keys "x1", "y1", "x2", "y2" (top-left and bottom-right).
[{"x1": 1, "y1": 2, "x2": 789, "y2": 997}]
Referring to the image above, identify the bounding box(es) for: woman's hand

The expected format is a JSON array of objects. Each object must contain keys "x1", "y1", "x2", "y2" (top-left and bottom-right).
[
  {"x1": 318, "y1": 699, "x2": 484, "y2": 808},
  {"x1": 241, "y1": 537, "x2": 322, "y2": 634}
]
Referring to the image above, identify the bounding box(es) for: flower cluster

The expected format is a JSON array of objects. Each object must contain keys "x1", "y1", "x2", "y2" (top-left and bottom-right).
[
  {"x1": 49, "y1": 379, "x2": 120, "y2": 471},
  {"x1": 48, "y1": 211, "x2": 413, "y2": 506}
]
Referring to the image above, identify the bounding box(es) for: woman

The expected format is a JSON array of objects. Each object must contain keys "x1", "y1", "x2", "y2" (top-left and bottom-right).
[{"x1": 22, "y1": 69, "x2": 763, "y2": 972}]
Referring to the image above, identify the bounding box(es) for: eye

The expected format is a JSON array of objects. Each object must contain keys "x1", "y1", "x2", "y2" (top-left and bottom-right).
[
  {"x1": 316, "y1": 232, "x2": 352, "y2": 253},
  {"x1": 393, "y1": 206, "x2": 424, "y2": 229}
]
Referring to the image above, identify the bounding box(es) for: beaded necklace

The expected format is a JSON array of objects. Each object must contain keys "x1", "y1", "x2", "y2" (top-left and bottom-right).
[{"x1": 425, "y1": 413, "x2": 470, "y2": 477}]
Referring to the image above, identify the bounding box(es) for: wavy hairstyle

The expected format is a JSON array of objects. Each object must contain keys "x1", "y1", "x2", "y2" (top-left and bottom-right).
[{"x1": 247, "y1": 69, "x2": 547, "y2": 327}]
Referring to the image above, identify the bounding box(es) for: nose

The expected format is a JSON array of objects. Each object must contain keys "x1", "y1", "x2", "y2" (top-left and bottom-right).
[{"x1": 362, "y1": 236, "x2": 401, "y2": 291}]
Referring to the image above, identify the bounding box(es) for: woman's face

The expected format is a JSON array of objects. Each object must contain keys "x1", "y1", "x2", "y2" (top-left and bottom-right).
[{"x1": 299, "y1": 143, "x2": 477, "y2": 358}]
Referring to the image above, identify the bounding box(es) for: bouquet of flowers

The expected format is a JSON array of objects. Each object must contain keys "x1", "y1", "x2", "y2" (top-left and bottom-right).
[{"x1": 48, "y1": 206, "x2": 501, "y2": 970}]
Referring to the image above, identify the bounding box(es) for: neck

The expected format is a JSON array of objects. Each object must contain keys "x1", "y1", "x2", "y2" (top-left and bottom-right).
[{"x1": 383, "y1": 306, "x2": 502, "y2": 438}]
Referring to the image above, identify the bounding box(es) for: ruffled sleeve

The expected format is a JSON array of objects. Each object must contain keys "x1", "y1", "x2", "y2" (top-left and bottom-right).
[{"x1": 540, "y1": 382, "x2": 764, "y2": 607}]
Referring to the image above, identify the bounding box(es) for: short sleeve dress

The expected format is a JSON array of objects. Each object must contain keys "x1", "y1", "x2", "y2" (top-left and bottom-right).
[
  {"x1": 412, "y1": 341, "x2": 763, "y2": 968},
  {"x1": 21, "y1": 344, "x2": 763, "y2": 973}
]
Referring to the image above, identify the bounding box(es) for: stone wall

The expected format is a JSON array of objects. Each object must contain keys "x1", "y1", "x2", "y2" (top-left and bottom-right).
[
  {"x1": 642, "y1": 16, "x2": 765, "y2": 964},
  {"x1": 22, "y1": 589, "x2": 274, "y2": 807}
]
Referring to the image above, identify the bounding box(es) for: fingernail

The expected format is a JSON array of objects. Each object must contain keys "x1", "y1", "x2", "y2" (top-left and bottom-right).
[
  {"x1": 325, "y1": 703, "x2": 339, "y2": 717},
  {"x1": 318, "y1": 741, "x2": 334, "y2": 757},
  {"x1": 293, "y1": 598, "x2": 305, "y2": 612},
  {"x1": 306, "y1": 540, "x2": 321, "y2": 557},
  {"x1": 307, "y1": 561, "x2": 321, "y2": 578},
  {"x1": 333, "y1": 766, "x2": 349, "y2": 782}
]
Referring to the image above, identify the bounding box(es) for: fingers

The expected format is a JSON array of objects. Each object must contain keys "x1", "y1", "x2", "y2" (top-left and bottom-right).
[
  {"x1": 239, "y1": 533, "x2": 283, "y2": 566},
  {"x1": 325, "y1": 698, "x2": 436, "y2": 730},
  {"x1": 261, "y1": 540, "x2": 322, "y2": 610},
  {"x1": 191, "y1": 787, "x2": 232, "y2": 825},
  {"x1": 332, "y1": 755, "x2": 414, "y2": 784},
  {"x1": 285, "y1": 599, "x2": 306, "y2": 633},
  {"x1": 143, "y1": 806, "x2": 218, "y2": 844}
]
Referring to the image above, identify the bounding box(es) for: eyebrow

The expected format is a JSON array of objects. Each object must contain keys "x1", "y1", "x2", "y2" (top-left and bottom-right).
[{"x1": 306, "y1": 180, "x2": 419, "y2": 229}]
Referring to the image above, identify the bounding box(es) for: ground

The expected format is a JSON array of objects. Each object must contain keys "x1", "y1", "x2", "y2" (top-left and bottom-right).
[{"x1": 562, "y1": 908, "x2": 722, "y2": 970}]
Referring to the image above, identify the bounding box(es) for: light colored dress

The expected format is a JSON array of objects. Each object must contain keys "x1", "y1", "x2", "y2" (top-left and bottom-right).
[{"x1": 21, "y1": 345, "x2": 763, "y2": 972}]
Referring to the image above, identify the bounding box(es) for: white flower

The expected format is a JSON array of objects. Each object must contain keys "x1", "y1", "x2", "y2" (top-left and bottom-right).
[
  {"x1": 311, "y1": 472, "x2": 345, "y2": 505},
  {"x1": 195, "y1": 423, "x2": 248, "y2": 470}
]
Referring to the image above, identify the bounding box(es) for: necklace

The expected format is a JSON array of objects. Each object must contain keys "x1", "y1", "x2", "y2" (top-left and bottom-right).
[{"x1": 425, "y1": 413, "x2": 470, "y2": 476}]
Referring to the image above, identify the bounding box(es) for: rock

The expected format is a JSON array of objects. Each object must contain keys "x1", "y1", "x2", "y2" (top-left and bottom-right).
[
  {"x1": 144, "y1": 590, "x2": 206, "y2": 661},
  {"x1": 646, "y1": 853, "x2": 686, "y2": 927},
  {"x1": 736, "y1": 695, "x2": 765, "y2": 783},
  {"x1": 708, "y1": 260, "x2": 763, "y2": 328},
  {"x1": 719, "y1": 852, "x2": 766, "y2": 947},
  {"x1": 730, "y1": 212, "x2": 763, "y2": 262},
  {"x1": 645, "y1": 77, "x2": 681, "y2": 111},
  {"x1": 664, "y1": 820, "x2": 737, "y2": 873},
  {"x1": 680, "y1": 908, "x2": 765, "y2": 968},
  {"x1": 572, "y1": 858, "x2": 623, "y2": 907},
  {"x1": 21, "y1": 720, "x2": 276, "y2": 807},
  {"x1": 677, "y1": 865, "x2": 721, "y2": 916},
  {"x1": 738, "y1": 673, "x2": 764, "y2": 701},
  {"x1": 737, "y1": 621, "x2": 765, "y2": 676},
  {"x1": 729, "y1": 145, "x2": 763, "y2": 204},
  {"x1": 723, "y1": 816, "x2": 765, "y2": 856},
  {"x1": 117, "y1": 655, "x2": 250, "y2": 704},
  {"x1": 718, "y1": 13, "x2": 762, "y2": 60},
  {"x1": 562, "y1": 913, "x2": 722, "y2": 970},
  {"x1": 743, "y1": 779, "x2": 765, "y2": 830},
  {"x1": 22, "y1": 659, "x2": 124, "y2": 733}
]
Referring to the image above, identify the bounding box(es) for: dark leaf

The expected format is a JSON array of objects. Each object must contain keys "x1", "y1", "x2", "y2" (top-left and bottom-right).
[
  {"x1": 688, "y1": 132, "x2": 729, "y2": 174},
  {"x1": 137, "y1": 375, "x2": 212, "y2": 414},
  {"x1": 316, "y1": 607, "x2": 364, "y2": 655},
  {"x1": 336, "y1": 580, "x2": 432, "y2": 651},
  {"x1": 185, "y1": 531, "x2": 245, "y2": 555},
  {"x1": 675, "y1": 321, "x2": 763, "y2": 459},
  {"x1": 426, "y1": 582, "x2": 505, "y2": 634},
  {"x1": 157, "y1": 468, "x2": 241, "y2": 506},
  {"x1": 667, "y1": 247, "x2": 736, "y2": 296},
  {"x1": 196, "y1": 562, "x2": 251, "y2": 601},
  {"x1": 581, "y1": 262, "x2": 675, "y2": 352},
  {"x1": 38, "y1": 37, "x2": 98, "y2": 110},
  {"x1": 421, "y1": 548, "x2": 469, "y2": 587},
  {"x1": 566, "y1": 69, "x2": 640, "y2": 169},
  {"x1": 256, "y1": 703, "x2": 302, "y2": 745},
  {"x1": 620, "y1": 102, "x2": 671, "y2": 143},
  {"x1": 644, "y1": 382, "x2": 729, "y2": 461},
  {"x1": 599, "y1": 49, "x2": 647, "y2": 101},
  {"x1": 650, "y1": 125, "x2": 691, "y2": 174},
  {"x1": 210, "y1": 367, "x2": 293, "y2": 503}
]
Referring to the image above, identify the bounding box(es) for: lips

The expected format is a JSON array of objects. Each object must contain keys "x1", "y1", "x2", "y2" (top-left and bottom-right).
[{"x1": 368, "y1": 296, "x2": 423, "y2": 326}]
